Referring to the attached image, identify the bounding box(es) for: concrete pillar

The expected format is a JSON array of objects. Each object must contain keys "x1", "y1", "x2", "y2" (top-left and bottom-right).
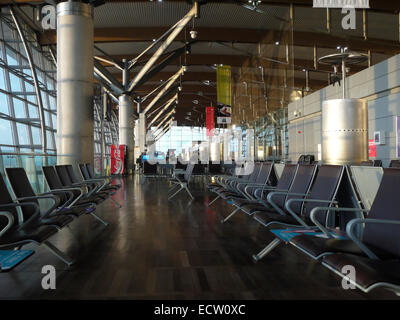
[
  {"x1": 56, "y1": 1, "x2": 94, "y2": 166},
  {"x1": 139, "y1": 113, "x2": 146, "y2": 153},
  {"x1": 119, "y1": 94, "x2": 134, "y2": 171}
]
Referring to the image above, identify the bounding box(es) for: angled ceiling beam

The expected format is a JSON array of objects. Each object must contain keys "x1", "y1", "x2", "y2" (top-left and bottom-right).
[
  {"x1": 132, "y1": 44, "x2": 188, "y2": 91},
  {"x1": 94, "y1": 60, "x2": 124, "y2": 95},
  {"x1": 127, "y1": 2, "x2": 198, "y2": 93},
  {"x1": 142, "y1": 68, "x2": 183, "y2": 114}
]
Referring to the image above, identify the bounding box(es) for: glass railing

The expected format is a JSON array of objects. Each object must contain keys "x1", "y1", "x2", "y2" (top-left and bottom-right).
[{"x1": 0, "y1": 148, "x2": 57, "y2": 194}]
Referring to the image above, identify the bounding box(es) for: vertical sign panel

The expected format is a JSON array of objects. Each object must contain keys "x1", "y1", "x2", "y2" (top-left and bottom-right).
[
  {"x1": 217, "y1": 65, "x2": 231, "y2": 105},
  {"x1": 369, "y1": 139, "x2": 376, "y2": 158},
  {"x1": 206, "y1": 106, "x2": 215, "y2": 137},
  {"x1": 217, "y1": 65, "x2": 232, "y2": 125}
]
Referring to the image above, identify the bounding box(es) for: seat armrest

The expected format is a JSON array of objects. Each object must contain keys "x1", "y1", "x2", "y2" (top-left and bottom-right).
[
  {"x1": 266, "y1": 191, "x2": 307, "y2": 217},
  {"x1": 346, "y1": 218, "x2": 400, "y2": 260},
  {"x1": 309, "y1": 207, "x2": 369, "y2": 237},
  {"x1": 284, "y1": 198, "x2": 338, "y2": 229},
  {"x1": 0, "y1": 202, "x2": 40, "y2": 228},
  {"x1": 16, "y1": 195, "x2": 59, "y2": 218},
  {"x1": 0, "y1": 210, "x2": 14, "y2": 237}
]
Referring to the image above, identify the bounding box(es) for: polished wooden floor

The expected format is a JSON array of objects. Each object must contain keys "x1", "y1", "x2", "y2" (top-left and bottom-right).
[{"x1": 0, "y1": 175, "x2": 398, "y2": 300}]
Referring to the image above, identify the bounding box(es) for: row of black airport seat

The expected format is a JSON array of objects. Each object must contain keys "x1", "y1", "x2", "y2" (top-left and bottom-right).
[
  {"x1": 0, "y1": 163, "x2": 121, "y2": 268},
  {"x1": 207, "y1": 162, "x2": 400, "y2": 295}
]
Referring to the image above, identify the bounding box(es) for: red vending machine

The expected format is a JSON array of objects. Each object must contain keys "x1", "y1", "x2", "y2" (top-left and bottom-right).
[{"x1": 111, "y1": 144, "x2": 128, "y2": 175}]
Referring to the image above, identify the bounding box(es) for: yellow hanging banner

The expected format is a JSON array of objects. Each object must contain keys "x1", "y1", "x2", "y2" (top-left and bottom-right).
[{"x1": 217, "y1": 65, "x2": 231, "y2": 106}]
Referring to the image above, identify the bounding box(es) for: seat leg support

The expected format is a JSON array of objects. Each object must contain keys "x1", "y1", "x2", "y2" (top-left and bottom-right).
[
  {"x1": 43, "y1": 241, "x2": 75, "y2": 266},
  {"x1": 90, "y1": 212, "x2": 109, "y2": 227},
  {"x1": 221, "y1": 207, "x2": 240, "y2": 224},
  {"x1": 252, "y1": 238, "x2": 281, "y2": 262},
  {"x1": 208, "y1": 195, "x2": 221, "y2": 207},
  {"x1": 168, "y1": 185, "x2": 183, "y2": 200},
  {"x1": 109, "y1": 197, "x2": 122, "y2": 208},
  {"x1": 184, "y1": 185, "x2": 194, "y2": 200},
  {"x1": 168, "y1": 183, "x2": 180, "y2": 194}
]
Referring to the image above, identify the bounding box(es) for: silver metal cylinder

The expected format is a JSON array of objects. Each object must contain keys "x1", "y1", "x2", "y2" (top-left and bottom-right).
[
  {"x1": 56, "y1": 2, "x2": 94, "y2": 166},
  {"x1": 322, "y1": 99, "x2": 368, "y2": 165},
  {"x1": 119, "y1": 94, "x2": 134, "y2": 170}
]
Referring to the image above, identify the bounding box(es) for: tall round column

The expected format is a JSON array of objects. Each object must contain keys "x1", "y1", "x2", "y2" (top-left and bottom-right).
[
  {"x1": 56, "y1": 2, "x2": 94, "y2": 166},
  {"x1": 119, "y1": 94, "x2": 134, "y2": 172}
]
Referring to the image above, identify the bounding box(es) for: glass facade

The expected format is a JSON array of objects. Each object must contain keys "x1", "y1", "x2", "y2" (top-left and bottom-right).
[
  {"x1": 154, "y1": 126, "x2": 207, "y2": 155},
  {"x1": 0, "y1": 11, "x2": 118, "y2": 189}
]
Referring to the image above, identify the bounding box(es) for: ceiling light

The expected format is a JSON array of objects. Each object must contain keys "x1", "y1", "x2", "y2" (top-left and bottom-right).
[{"x1": 152, "y1": 39, "x2": 156, "y2": 42}]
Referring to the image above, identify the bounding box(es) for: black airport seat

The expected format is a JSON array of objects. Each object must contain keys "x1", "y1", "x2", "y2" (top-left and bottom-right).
[
  {"x1": 251, "y1": 165, "x2": 344, "y2": 261},
  {"x1": 168, "y1": 162, "x2": 195, "y2": 200},
  {"x1": 218, "y1": 162, "x2": 262, "y2": 200},
  {"x1": 239, "y1": 163, "x2": 298, "y2": 216},
  {"x1": 360, "y1": 160, "x2": 382, "y2": 167},
  {"x1": 0, "y1": 173, "x2": 58, "y2": 249},
  {"x1": 219, "y1": 163, "x2": 275, "y2": 223},
  {"x1": 389, "y1": 159, "x2": 400, "y2": 168},
  {"x1": 320, "y1": 168, "x2": 400, "y2": 293},
  {"x1": 5, "y1": 168, "x2": 75, "y2": 230},
  {"x1": 56, "y1": 165, "x2": 107, "y2": 204},
  {"x1": 42, "y1": 166, "x2": 97, "y2": 216},
  {"x1": 252, "y1": 164, "x2": 317, "y2": 227},
  {"x1": 86, "y1": 163, "x2": 121, "y2": 191}
]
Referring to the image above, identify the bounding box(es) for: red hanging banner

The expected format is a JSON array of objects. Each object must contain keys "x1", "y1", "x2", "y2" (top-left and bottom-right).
[
  {"x1": 369, "y1": 139, "x2": 376, "y2": 158},
  {"x1": 206, "y1": 106, "x2": 214, "y2": 137}
]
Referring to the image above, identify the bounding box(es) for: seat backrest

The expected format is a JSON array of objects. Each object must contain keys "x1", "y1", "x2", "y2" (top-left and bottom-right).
[
  {"x1": 5, "y1": 167, "x2": 39, "y2": 221},
  {"x1": 55, "y1": 165, "x2": 74, "y2": 186},
  {"x1": 255, "y1": 162, "x2": 272, "y2": 184},
  {"x1": 389, "y1": 160, "x2": 400, "y2": 168},
  {"x1": 65, "y1": 165, "x2": 80, "y2": 184},
  {"x1": 86, "y1": 163, "x2": 96, "y2": 179},
  {"x1": 284, "y1": 164, "x2": 317, "y2": 214},
  {"x1": 247, "y1": 162, "x2": 262, "y2": 183},
  {"x1": 79, "y1": 163, "x2": 91, "y2": 180},
  {"x1": 42, "y1": 166, "x2": 68, "y2": 204},
  {"x1": 184, "y1": 163, "x2": 195, "y2": 182},
  {"x1": 0, "y1": 174, "x2": 18, "y2": 232},
  {"x1": 304, "y1": 155, "x2": 315, "y2": 165},
  {"x1": 302, "y1": 165, "x2": 344, "y2": 223},
  {"x1": 298, "y1": 155, "x2": 306, "y2": 164},
  {"x1": 373, "y1": 159, "x2": 382, "y2": 167},
  {"x1": 360, "y1": 160, "x2": 373, "y2": 167},
  {"x1": 268, "y1": 164, "x2": 298, "y2": 209},
  {"x1": 363, "y1": 168, "x2": 400, "y2": 257}
]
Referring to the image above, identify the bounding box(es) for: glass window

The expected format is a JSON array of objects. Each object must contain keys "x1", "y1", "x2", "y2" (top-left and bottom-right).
[
  {"x1": 9, "y1": 73, "x2": 22, "y2": 91},
  {"x1": 0, "y1": 119, "x2": 13, "y2": 145},
  {"x1": 47, "y1": 131, "x2": 54, "y2": 149},
  {"x1": 16, "y1": 123, "x2": 29, "y2": 145},
  {"x1": 5, "y1": 48, "x2": 18, "y2": 65},
  {"x1": 28, "y1": 104, "x2": 39, "y2": 119},
  {"x1": 0, "y1": 67, "x2": 5, "y2": 89},
  {"x1": 13, "y1": 98, "x2": 26, "y2": 118},
  {"x1": 31, "y1": 126, "x2": 41, "y2": 144},
  {"x1": 0, "y1": 93, "x2": 9, "y2": 115}
]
